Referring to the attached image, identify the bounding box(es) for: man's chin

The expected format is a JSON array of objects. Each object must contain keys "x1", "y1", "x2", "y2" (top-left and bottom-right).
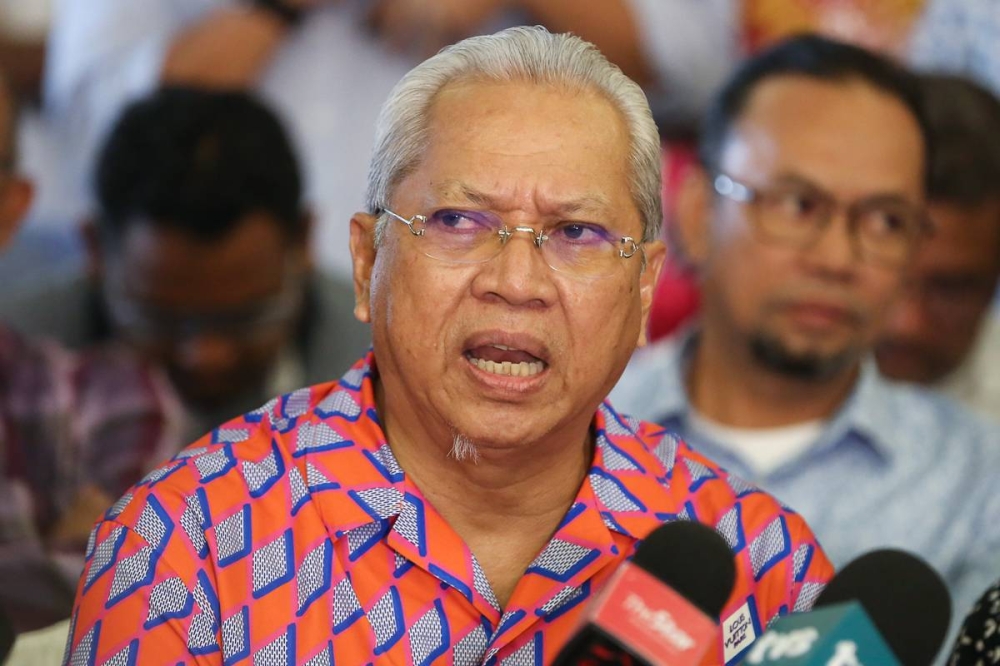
[{"x1": 749, "y1": 333, "x2": 858, "y2": 382}]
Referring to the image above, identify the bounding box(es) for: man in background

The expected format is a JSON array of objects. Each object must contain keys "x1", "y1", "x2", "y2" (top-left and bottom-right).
[
  {"x1": 875, "y1": 73, "x2": 1000, "y2": 422},
  {"x1": 0, "y1": 87, "x2": 370, "y2": 441},
  {"x1": 611, "y1": 35, "x2": 1000, "y2": 645},
  {"x1": 0, "y1": 72, "x2": 176, "y2": 633}
]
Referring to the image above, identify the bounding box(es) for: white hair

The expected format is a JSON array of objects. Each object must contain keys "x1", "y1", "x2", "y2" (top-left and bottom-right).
[
  {"x1": 448, "y1": 433, "x2": 481, "y2": 464},
  {"x1": 365, "y1": 26, "x2": 663, "y2": 244}
]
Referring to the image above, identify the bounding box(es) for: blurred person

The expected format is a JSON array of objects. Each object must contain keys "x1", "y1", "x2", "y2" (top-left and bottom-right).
[
  {"x1": 43, "y1": 0, "x2": 738, "y2": 277},
  {"x1": 0, "y1": 87, "x2": 371, "y2": 441},
  {"x1": 648, "y1": 0, "x2": 927, "y2": 344},
  {"x1": 611, "y1": 34, "x2": 1000, "y2": 650},
  {"x1": 64, "y1": 28, "x2": 832, "y2": 666},
  {"x1": 0, "y1": 72, "x2": 179, "y2": 633},
  {"x1": 876, "y1": 74, "x2": 1000, "y2": 420}
]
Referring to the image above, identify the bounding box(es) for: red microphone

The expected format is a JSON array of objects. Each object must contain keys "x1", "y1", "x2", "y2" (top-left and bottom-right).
[{"x1": 552, "y1": 520, "x2": 737, "y2": 665}]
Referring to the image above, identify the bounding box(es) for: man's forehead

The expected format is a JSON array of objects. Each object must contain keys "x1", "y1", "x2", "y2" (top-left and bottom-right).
[
  {"x1": 426, "y1": 76, "x2": 624, "y2": 141},
  {"x1": 423, "y1": 179, "x2": 616, "y2": 216},
  {"x1": 721, "y1": 76, "x2": 925, "y2": 196}
]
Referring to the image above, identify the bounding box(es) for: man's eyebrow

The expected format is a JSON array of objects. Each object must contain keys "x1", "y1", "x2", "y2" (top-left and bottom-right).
[
  {"x1": 429, "y1": 180, "x2": 614, "y2": 216},
  {"x1": 767, "y1": 171, "x2": 922, "y2": 206}
]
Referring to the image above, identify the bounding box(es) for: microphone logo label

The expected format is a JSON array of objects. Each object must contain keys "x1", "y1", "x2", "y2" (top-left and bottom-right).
[
  {"x1": 623, "y1": 593, "x2": 696, "y2": 651},
  {"x1": 744, "y1": 627, "x2": 820, "y2": 663},
  {"x1": 827, "y1": 640, "x2": 862, "y2": 666},
  {"x1": 589, "y1": 562, "x2": 720, "y2": 666},
  {"x1": 723, "y1": 601, "x2": 759, "y2": 663}
]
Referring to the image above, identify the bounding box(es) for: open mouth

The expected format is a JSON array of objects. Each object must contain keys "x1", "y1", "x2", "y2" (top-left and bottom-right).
[{"x1": 465, "y1": 343, "x2": 547, "y2": 377}]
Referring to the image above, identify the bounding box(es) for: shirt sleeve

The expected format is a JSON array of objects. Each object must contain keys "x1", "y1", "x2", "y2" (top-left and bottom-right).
[
  {"x1": 784, "y1": 512, "x2": 835, "y2": 614},
  {"x1": 624, "y1": 0, "x2": 740, "y2": 124},
  {"x1": 65, "y1": 518, "x2": 220, "y2": 664},
  {"x1": 73, "y1": 344, "x2": 182, "y2": 499}
]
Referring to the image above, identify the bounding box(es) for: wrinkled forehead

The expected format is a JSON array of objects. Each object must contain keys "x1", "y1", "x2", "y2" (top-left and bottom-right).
[{"x1": 406, "y1": 79, "x2": 637, "y2": 220}]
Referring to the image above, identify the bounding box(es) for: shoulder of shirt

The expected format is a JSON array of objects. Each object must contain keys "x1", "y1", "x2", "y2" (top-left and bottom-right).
[
  {"x1": 602, "y1": 402, "x2": 811, "y2": 526},
  {"x1": 96, "y1": 375, "x2": 364, "y2": 531},
  {"x1": 867, "y1": 370, "x2": 1000, "y2": 442}
]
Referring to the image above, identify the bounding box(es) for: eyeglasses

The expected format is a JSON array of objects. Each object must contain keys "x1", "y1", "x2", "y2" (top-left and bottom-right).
[
  {"x1": 381, "y1": 207, "x2": 644, "y2": 279},
  {"x1": 712, "y1": 173, "x2": 931, "y2": 268},
  {"x1": 102, "y1": 275, "x2": 304, "y2": 345}
]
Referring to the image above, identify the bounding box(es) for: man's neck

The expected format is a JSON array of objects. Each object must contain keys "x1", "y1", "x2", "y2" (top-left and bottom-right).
[
  {"x1": 687, "y1": 328, "x2": 859, "y2": 429},
  {"x1": 374, "y1": 380, "x2": 592, "y2": 608}
]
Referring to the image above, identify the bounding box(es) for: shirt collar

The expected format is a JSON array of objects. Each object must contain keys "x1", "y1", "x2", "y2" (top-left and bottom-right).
[
  {"x1": 656, "y1": 328, "x2": 897, "y2": 464},
  {"x1": 816, "y1": 358, "x2": 898, "y2": 463},
  {"x1": 302, "y1": 352, "x2": 673, "y2": 546}
]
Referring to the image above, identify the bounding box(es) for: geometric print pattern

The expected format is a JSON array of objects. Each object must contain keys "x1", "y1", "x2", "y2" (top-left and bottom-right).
[{"x1": 64, "y1": 354, "x2": 833, "y2": 665}]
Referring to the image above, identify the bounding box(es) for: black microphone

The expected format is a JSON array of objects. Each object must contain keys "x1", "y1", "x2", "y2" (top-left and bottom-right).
[
  {"x1": 551, "y1": 519, "x2": 737, "y2": 666},
  {"x1": 741, "y1": 548, "x2": 951, "y2": 666},
  {"x1": 816, "y1": 549, "x2": 951, "y2": 665},
  {"x1": 947, "y1": 577, "x2": 999, "y2": 665}
]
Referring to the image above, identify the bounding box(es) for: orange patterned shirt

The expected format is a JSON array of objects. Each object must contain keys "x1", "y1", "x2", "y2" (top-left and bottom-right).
[{"x1": 64, "y1": 353, "x2": 833, "y2": 665}]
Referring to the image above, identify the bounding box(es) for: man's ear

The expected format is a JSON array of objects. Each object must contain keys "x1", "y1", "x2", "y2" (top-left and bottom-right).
[
  {"x1": 349, "y1": 212, "x2": 378, "y2": 323},
  {"x1": 636, "y1": 239, "x2": 666, "y2": 348},
  {"x1": 0, "y1": 176, "x2": 32, "y2": 248},
  {"x1": 675, "y1": 165, "x2": 714, "y2": 265}
]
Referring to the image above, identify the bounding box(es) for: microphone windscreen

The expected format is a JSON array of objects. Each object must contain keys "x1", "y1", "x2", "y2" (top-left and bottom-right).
[
  {"x1": 633, "y1": 519, "x2": 737, "y2": 619},
  {"x1": 815, "y1": 548, "x2": 951, "y2": 666}
]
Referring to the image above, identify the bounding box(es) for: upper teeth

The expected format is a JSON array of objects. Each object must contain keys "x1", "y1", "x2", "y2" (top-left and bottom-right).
[
  {"x1": 492, "y1": 344, "x2": 514, "y2": 351},
  {"x1": 469, "y1": 356, "x2": 544, "y2": 377}
]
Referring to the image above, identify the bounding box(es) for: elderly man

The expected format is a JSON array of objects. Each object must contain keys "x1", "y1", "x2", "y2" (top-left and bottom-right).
[
  {"x1": 612, "y1": 35, "x2": 1000, "y2": 648},
  {"x1": 66, "y1": 28, "x2": 831, "y2": 665}
]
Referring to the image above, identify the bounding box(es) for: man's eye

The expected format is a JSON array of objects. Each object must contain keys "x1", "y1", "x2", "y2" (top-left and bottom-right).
[
  {"x1": 865, "y1": 210, "x2": 911, "y2": 236},
  {"x1": 780, "y1": 192, "x2": 822, "y2": 217},
  {"x1": 428, "y1": 209, "x2": 495, "y2": 232},
  {"x1": 550, "y1": 222, "x2": 610, "y2": 245}
]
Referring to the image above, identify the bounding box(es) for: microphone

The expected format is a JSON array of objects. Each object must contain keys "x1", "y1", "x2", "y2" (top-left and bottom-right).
[
  {"x1": 551, "y1": 519, "x2": 737, "y2": 666},
  {"x1": 740, "y1": 549, "x2": 952, "y2": 666},
  {"x1": 947, "y1": 577, "x2": 999, "y2": 665}
]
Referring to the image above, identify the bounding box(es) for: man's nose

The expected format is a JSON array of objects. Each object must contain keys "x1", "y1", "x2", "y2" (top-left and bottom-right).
[
  {"x1": 801, "y1": 209, "x2": 859, "y2": 278},
  {"x1": 473, "y1": 228, "x2": 557, "y2": 307}
]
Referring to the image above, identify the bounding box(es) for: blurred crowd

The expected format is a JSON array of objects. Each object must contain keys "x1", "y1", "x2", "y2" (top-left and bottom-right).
[{"x1": 2, "y1": 0, "x2": 1000, "y2": 663}]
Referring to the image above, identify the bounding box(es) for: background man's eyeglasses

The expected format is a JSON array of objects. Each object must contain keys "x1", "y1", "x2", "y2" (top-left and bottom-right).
[
  {"x1": 712, "y1": 172, "x2": 931, "y2": 268},
  {"x1": 102, "y1": 277, "x2": 304, "y2": 345}
]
